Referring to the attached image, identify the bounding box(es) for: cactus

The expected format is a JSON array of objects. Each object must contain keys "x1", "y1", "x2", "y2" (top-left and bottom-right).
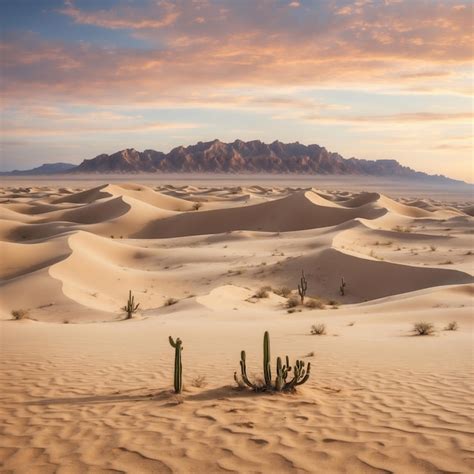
[
  {"x1": 236, "y1": 331, "x2": 311, "y2": 392},
  {"x1": 168, "y1": 336, "x2": 183, "y2": 394},
  {"x1": 263, "y1": 331, "x2": 272, "y2": 388},
  {"x1": 298, "y1": 270, "x2": 308, "y2": 304},
  {"x1": 122, "y1": 290, "x2": 139, "y2": 319},
  {"x1": 339, "y1": 277, "x2": 346, "y2": 296}
]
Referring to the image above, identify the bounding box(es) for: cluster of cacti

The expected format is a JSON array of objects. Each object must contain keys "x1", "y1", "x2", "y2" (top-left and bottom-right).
[
  {"x1": 122, "y1": 290, "x2": 139, "y2": 319},
  {"x1": 298, "y1": 270, "x2": 308, "y2": 304},
  {"x1": 235, "y1": 331, "x2": 311, "y2": 392},
  {"x1": 339, "y1": 277, "x2": 346, "y2": 296},
  {"x1": 168, "y1": 336, "x2": 183, "y2": 393}
]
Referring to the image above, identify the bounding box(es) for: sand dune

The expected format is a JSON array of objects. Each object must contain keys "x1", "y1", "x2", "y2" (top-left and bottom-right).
[{"x1": 1, "y1": 181, "x2": 473, "y2": 473}]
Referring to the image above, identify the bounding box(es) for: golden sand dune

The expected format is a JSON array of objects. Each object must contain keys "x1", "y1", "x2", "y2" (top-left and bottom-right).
[{"x1": 0, "y1": 182, "x2": 473, "y2": 473}]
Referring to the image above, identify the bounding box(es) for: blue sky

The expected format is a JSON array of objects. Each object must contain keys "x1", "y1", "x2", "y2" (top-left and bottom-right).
[{"x1": 1, "y1": 0, "x2": 472, "y2": 180}]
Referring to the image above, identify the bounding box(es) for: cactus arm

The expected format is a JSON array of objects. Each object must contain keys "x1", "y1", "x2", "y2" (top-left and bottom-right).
[
  {"x1": 295, "y1": 362, "x2": 311, "y2": 386},
  {"x1": 239, "y1": 351, "x2": 257, "y2": 389}
]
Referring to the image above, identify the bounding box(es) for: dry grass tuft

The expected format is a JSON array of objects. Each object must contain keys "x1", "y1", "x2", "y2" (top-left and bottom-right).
[
  {"x1": 274, "y1": 287, "x2": 292, "y2": 297},
  {"x1": 11, "y1": 309, "x2": 29, "y2": 320},
  {"x1": 286, "y1": 295, "x2": 300, "y2": 308},
  {"x1": 310, "y1": 323, "x2": 327, "y2": 335},
  {"x1": 413, "y1": 322, "x2": 435, "y2": 336},
  {"x1": 444, "y1": 321, "x2": 458, "y2": 331},
  {"x1": 305, "y1": 298, "x2": 325, "y2": 309},
  {"x1": 254, "y1": 286, "x2": 271, "y2": 299}
]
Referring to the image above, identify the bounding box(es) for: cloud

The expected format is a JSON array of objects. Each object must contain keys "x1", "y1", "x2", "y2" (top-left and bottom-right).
[
  {"x1": 59, "y1": 0, "x2": 179, "y2": 30},
  {"x1": 302, "y1": 111, "x2": 473, "y2": 124}
]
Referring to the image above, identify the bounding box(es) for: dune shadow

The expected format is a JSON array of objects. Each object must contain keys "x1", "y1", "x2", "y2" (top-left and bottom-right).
[
  {"x1": 22, "y1": 385, "x2": 262, "y2": 406},
  {"x1": 24, "y1": 388, "x2": 175, "y2": 406},
  {"x1": 186, "y1": 385, "x2": 261, "y2": 402}
]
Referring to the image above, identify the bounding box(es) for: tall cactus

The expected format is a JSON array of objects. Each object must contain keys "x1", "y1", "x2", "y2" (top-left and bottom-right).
[
  {"x1": 168, "y1": 336, "x2": 183, "y2": 394},
  {"x1": 298, "y1": 270, "x2": 308, "y2": 304},
  {"x1": 339, "y1": 277, "x2": 346, "y2": 296},
  {"x1": 122, "y1": 290, "x2": 139, "y2": 319},
  {"x1": 236, "y1": 331, "x2": 311, "y2": 392},
  {"x1": 263, "y1": 331, "x2": 272, "y2": 388}
]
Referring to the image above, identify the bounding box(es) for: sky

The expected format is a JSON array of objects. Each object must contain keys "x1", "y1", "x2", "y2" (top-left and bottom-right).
[{"x1": 0, "y1": 0, "x2": 472, "y2": 180}]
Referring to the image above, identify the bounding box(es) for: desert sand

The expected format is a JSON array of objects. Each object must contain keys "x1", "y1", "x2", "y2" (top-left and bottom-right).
[{"x1": 0, "y1": 180, "x2": 473, "y2": 473}]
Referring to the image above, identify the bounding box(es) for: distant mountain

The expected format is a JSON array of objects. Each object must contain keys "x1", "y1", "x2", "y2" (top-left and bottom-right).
[
  {"x1": 0, "y1": 162, "x2": 76, "y2": 176},
  {"x1": 1, "y1": 140, "x2": 463, "y2": 183}
]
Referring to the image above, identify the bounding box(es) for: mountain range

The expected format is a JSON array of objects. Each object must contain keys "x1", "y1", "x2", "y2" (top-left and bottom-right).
[{"x1": 0, "y1": 139, "x2": 462, "y2": 183}]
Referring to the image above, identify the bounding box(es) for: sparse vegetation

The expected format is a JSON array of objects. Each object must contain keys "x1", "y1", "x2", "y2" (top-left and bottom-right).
[
  {"x1": 286, "y1": 295, "x2": 300, "y2": 308},
  {"x1": 122, "y1": 290, "x2": 140, "y2": 319},
  {"x1": 164, "y1": 297, "x2": 178, "y2": 307},
  {"x1": 169, "y1": 336, "x2": 183, "y2": 394},
  {"x1": 274, "y1": 287, "x2": 291, "y2": 297},
  {"x1": 444, "y1": 321, "x2": 458, "y2": 331},
  {"x1": 192, "y1": 202, "x2": 203, "y2": 211},
  {"x1": 347, "y1": 321, "x2": 355, "y2": 326},
  {"x1": 310, "y1": 323, "x2": 326, "y2": 335},
  {"x1": 430, "y1": 245, "x2": 437, "y2": 251},
  {"x1": 305, "y1": 298, "x2": 325, "y2": 309},
  {"x1": 11, "y1": 309, "x2": 28, "y2": 320},
  {"x1": 413, "y1": 322, "x2": 435, "y2": 336},
  {"x1": 392, "y1": 225, "x2": 412, "y2": 233},
  {"x1": 255, "y1": 286, "x2": 271, "y2": 298},
  {"x1": 234, "y1": 331, "x2": 311, "y2": 392},
  {"x1": 439, "y1": 260, "x2": 453, "y2": 265}
]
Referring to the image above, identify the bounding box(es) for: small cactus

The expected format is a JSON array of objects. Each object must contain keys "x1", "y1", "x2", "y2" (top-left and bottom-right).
[
  {"x1": 339, "y1": 277, "x2": 346, "y2": 296},
  {"x1": 298, "y1": 270, "x2": 308, "y2": 304},
  {"x1": 235, "y1": 331, "x2": 311, "y2": 392},
  {"x1": 168, "y1": 336, "x2": 183, "y2": 393},
  {"x1": 122, "y1": 290, "x2": 139, "y2": 319}
]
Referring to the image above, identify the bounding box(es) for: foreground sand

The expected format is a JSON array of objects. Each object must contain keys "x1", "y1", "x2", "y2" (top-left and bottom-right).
[{"x1": 1, "y1": 182, "x2": 473, "y2": 473}]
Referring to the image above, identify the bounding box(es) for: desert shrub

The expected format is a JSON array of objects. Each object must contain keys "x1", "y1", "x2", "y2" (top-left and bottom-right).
[
  {"x1": 287, "y1": 308, "x2": 302, "y2": 314},
  {"x1": 255, "y1": 286, "x2": 271, "y2": 298},
  {"x1": 274, "y1": 287, "x2": 291, "y2": 297},
  {"x1": 430, "y1": 245, "x2": 437, "y2": 251},
  {"x1": 191, "y1": 375, "x2": 208, "y2": 388},
  {"x1": 11, "y1": 309, "x2": 28, "y2": 320},
  {"x1": 413, "y1": 322, "x2": 435, "y2": 336},
  {"x1": 444, "y1": 321, "x2": 458, "y2": 331},
  {"x1": 193, "y1": 202, "x2": 203, "y2": 211},
  {"x1": 305, "y1": 298, "x2": 325, "y2": 309},
  {"x1": 310, "y1": 324, "x2": 326, "y2": 335},
  {"x1": 347, "y1": 321, "x2": 355, "y2": 326},
  {"x1": 328, "y1": 299, "x2": 340, "y2": 307},
  {"x1": 164, "y1": 298, "x2": 178, "y2": 307},
  {"x1": 286, "y1": 295, "x2": 300, "y2": 308}
]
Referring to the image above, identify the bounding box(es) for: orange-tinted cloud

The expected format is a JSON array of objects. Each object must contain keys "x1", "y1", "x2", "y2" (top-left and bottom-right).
[{"x1": 1, "y1": 0, "x2": 472, "y2": 108}]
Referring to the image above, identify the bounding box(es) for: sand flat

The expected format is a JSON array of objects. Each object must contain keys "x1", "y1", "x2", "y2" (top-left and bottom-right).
[{"x1": 0, "y1": 181, "x2": 473, "y2": 473}]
